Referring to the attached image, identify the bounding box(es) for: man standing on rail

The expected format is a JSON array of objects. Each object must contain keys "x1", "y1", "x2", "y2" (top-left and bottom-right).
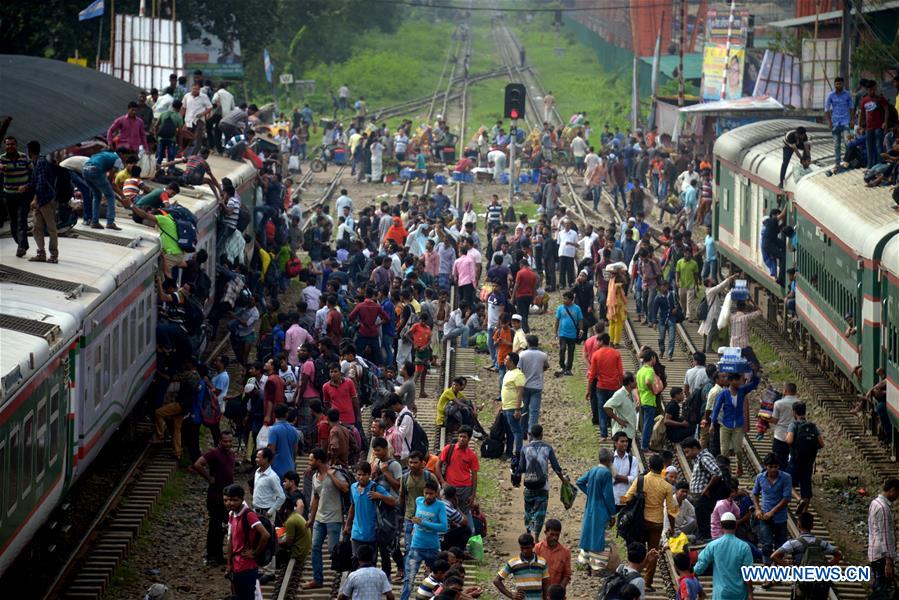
[
  {"x1": 192, "y1": 430, "x2": 235, "y2": 566},
  {"x1": 867, "y1": 478, "x2": 899, "y2": 591},
  {"x1": 543, "y1": 90, "x2": 556, "y2": 123},
  {"x1": 224, "y1": 484, "x2": 272, "y2": 600}
]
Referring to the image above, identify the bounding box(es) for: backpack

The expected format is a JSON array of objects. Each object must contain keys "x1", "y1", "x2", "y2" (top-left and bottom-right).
[
  {"x1": 356, "y1": 359, "x2": 383, "y2": 407},
  {"x1": 198, "y1": 380, "x2": 222, "y2": 426},
  {"x1": 696, "y1": 295, "x2": 709, "y2": 321},
  {"x1": 160, "y1": 210, "x2": 198, "y2": 253},
  {"x1": 683, "y1": 385, "x2": 705, "y2": 428},
  {"x1": 792, "y1": 421, "x2": 819, "y2": 464},
  {"x1": 236, "y1": 203, "x2": 251, "y2": 233},
  {"x1": 241, "y1": 510, "x2": 277, "y2": 567},
  {"x1": 793, "y1": 537, "x2": 832, "y2": 599},
  {"x1": 598, "y1": 566, "x2": 642, "y2": 600},
  {"x1": 312, "y1": 357, "x2": 330, "y2": 392},
  {"x1": 523, "y1": 445, "x2": 549, "y2": 490},
  {"x1": 616, "y1": 475, "x2": 646, "y2": 543},
  {"x1": 332, "y1": 465, "x2": 356, "y2": 518},
  {"x1": 400, "y1": 412, "x2": 430, "y2": 456},
  {"x1": 158, "y1": 113, "x2": 178, "y2": 139},
  {"x1": 303, "y1": 227, "x2": 316, "y2": 252},
  {"x1": 480, "y1": 436, "x2": 503, "y2": 459}
]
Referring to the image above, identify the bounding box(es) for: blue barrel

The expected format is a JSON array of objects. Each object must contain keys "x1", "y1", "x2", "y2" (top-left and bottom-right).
[
  {"x1": 499, "y1": 172, "x2": 510, "y2": 185},
  {"x1": 520, "y1": 173, "x2": 530, "y2": 184},
  {"x1": 435, "y1": 174, "x2": 447, "y2": 185},
  {"x1": 333, "y1": 149, "x2": 346, "y2": 165}
]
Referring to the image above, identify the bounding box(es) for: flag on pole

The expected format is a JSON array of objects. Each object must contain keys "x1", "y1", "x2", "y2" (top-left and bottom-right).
[
  {"x1": 263, "y1": 49, "x2": 273, "y2": 84},
  {"x1": 78, "y1": 0, "x2": 105, "y2": 21}
]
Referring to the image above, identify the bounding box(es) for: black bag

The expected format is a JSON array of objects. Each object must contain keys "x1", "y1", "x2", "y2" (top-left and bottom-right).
[
  {"x1": 236, "y1": 203, "x2": 251, "y2": 233},
  {"x1": 400, "y1": 413, "x2": 430, "y2": 456},
  {"x1": 792, "y1": 421, "x2": 820, "y2": 465},
  {"x1": 523, "y1": 446, "x2": 548, "y2": 490},
  {"x1": 697, "y1": 295, "x2": 709, "y2": 321},
  {"x1": 598, "y1": 566, "x2": 642, "y2": 600},
  {"x1": 331, "y1": 535, "x2": 353, "y2": 572},
  {"x1": 440, "y1": 442, "x2": 456, "y2": 479},
  {"x1": 481, "y1": 436, "x2": 504, "y2": 459},
  {"x1": 616, "y1": 475, "x2": 646, "y2": 543},
  {"x1": 376, "y1": 497, "x2": 399, "y2": 548},
  {"x1": 683, "y1": 386, "x2": 705, "y2": 429},
  {"x1": 158, "y1": 113, "x2": 178, "y2": 139},
  {"x1": 242, "y1": 510, "x2": 277, "y2": 567}
]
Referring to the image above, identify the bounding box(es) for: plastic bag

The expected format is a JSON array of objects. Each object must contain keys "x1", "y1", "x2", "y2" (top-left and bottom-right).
[
  {"x1": 256, "y1": 425, "x2": 271, "y2": 449},
  {"x1": 467, "y1": 535, "x2": 485, "y2": 562},
  {"x1": 717, "y1": 290, "x2": 733, "y2": 331},
  {"x1": 137, "y1": 148, "x2": 156, "y2": 180},
  {"x1": 668, "y1": 532, "x2": 689, "y2": 553},
  {"x1": 288, "y1": 155, "x2": 300, "y2": 172},
  {"x1": 560, "y1": 480, "x2": 578, "y2": 510}
]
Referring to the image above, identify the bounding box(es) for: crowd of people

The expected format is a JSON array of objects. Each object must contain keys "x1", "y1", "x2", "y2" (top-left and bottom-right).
[{"x1": 6, "y1": 59, "x2": 898, "y2": 600}]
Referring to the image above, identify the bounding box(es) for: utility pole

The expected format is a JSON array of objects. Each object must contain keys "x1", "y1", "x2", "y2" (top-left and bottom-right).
[
  {"x1": 839, "y1": 0, "x2": 851, "y2": 82},
  {"x1": 678, "y1": 0, "x2": 686, "y2": 106}
]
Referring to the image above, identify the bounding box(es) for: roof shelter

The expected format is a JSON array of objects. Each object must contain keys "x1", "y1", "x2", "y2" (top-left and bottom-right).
[{"x1": 0, "y1": 54, "x2": 142, "y2": 153}]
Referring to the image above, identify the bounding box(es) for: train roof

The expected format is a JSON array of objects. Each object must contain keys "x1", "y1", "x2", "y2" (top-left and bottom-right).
[
  {"x1": 207, "y1": 154, "x2": 258, "y2": 191},
  {"x1": 0, "y1": 285, "x2": 80, "y2": 404},
  {"x1": 793, "y1": 169, "x2": 899, "y2": 260},
  {"x1": 0, "y1": 235, "x2": 157, "y2": 314},
  {"x1": 881, "y1": 232, "x2": 899, "y2": 277},
  {"x1": 714, "y1": 119, "x2": 832, "y2": 194}
]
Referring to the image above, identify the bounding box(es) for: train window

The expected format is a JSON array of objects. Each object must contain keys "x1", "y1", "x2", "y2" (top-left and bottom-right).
[
  {"x1": 113, "y1": 324, "x2": 120, "y2": 381},
  {"x1": 715, "y1": 160, "x2": 720, "y2": 186},
  {"x1": 93, "y1": 344, "x2": 102, "y2": 408},
  {"x1": 49, "y1": 386, "x2": 60, "y2": 466},
  {"x1": 7, "y1": 427, "x2": 18, "y2": 515},
  {"x1": 0, "y1": 440, "x2": 5, "y2": 522},
  {"x1": 122, "y1": 314, "x2": 130, "y2": 370},
  {"x1": 144, "y1": 292, "x2": 152, "y2": 350},
  {"x1": 36, "y1": 399, "x2": 47, "y2": 480},
  {"x1": 138, "y1": 300, "x2": 145, "y2": 354},
  {"x1": 102, "y1": 333, "x2": 111, "y2": 392},
  {"x1": 22, "y1": 413, "x2": 33, "y2": 499},
  {"x1": 130, "y1": 308, "x2": 137, "y2": 364}
]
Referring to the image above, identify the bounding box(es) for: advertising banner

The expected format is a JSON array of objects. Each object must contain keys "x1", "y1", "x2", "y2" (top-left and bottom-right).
[
  {"x1": 700, "y1": 43, "x2": 745, "y2": 101},
  {"x1": 184, "y1": 28, "x2": 243, "y2": 79}
]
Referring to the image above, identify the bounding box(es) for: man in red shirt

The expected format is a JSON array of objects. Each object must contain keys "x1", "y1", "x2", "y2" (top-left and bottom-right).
[
  {"x1": 263, "y1": 359, "x2": 285, "y2": 426},
  {"x1": 325, "y1": 295, "x2": 343, "y2": 347},
  {"x1": 585, "y1": 333, "x2": 624, "y2": 439},
  {"x1": 347, "y1": 287, "x2": 390, "y2": 365},
  {"x1": 435, "y1": 425, "x2": 480, "y2": 516},
  {"x1": 511, "y1": 258, "x2": 538, "y2": 333},
  {"x1": 857, "y1": 79, "x2": 890, "y2": 168},
  {"x1": 322, "y1": 365, "x2": 358, "y2": 427},
  {"x1": 223, "y1": 484, "x2": 271, "y2": 600}
]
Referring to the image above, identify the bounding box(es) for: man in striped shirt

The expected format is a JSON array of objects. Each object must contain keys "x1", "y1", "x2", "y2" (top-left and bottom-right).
[
  {"x1": 868, "y1": 478, "x2": 899, "y2": 591},
  {"x1": 494, "y1": 533, "x2": 549, "y2": 600},
  {"x1": 1, "y1": 136, "x2": 33, "y2": 256}
]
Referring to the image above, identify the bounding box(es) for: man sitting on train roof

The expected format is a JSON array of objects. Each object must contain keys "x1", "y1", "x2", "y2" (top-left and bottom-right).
[{"x1": 158, "y1": 147, "x2": 222, "y2": 200}]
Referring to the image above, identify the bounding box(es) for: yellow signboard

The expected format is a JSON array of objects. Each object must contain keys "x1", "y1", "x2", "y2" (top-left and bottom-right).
[
  {"x1": 67, "y1": 57, "x2": 88, "y2": 67},
  {"x1": 700, "y1": 44, "x2": 745, "y2": 101}
]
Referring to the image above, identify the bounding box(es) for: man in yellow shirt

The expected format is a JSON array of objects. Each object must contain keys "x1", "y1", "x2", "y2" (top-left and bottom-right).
[
  {"x1": 622, "y1": 454, "x2": 677, "y2": 593},
  {"x1": 501, "y1": 352, "x2": 526, "y2": 457},
  {"x1": 635, "y1": 349, "x2": 658, "y2": 452},
  {"x1": 511, "y1": 314, "x2": 528, "y2": 353},
  {"x1": 436, "y1": 377, "x2": 467, "y2": 427}
]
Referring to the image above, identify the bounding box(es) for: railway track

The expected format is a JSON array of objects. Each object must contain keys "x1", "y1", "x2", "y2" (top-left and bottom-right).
[{"x1": 42, "y1": 442, "x2": 178, "y2": 600}]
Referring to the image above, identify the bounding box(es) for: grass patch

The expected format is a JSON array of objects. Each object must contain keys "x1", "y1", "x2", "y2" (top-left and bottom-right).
[
  {"x1": 472, "y1": 563, "x2": 501, "y2": 599},
  {"x1": 750, "y1": 333, "x2": 795, "y2": 382},
  {"x1": 562, "y1": 374, "x2": 599, "y2": 463},
  {"x1": 477, "y1": 452, "x2": 504, "y2": 505},
  {"x1": 510, "y1": 14, "x2": 634, "y2": 135}
]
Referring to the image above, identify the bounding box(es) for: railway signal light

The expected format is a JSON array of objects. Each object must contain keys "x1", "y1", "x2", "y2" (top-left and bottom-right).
[{"x1": 504, "y1": 83, "x2": 526, "y2": 120}]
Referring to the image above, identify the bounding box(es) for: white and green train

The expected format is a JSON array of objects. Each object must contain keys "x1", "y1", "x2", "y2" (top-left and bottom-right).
[{"x1": 713, "y1": 119, "x2": 899, "y2": 440}]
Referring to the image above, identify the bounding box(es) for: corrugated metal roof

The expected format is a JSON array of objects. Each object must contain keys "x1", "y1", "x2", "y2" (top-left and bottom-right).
[
  {"x1": 0, "y1": 54, "x2": 142, "y2": 153},
  {"x1": 768, "y1": 0, "x2": 899, "y2": 28}
]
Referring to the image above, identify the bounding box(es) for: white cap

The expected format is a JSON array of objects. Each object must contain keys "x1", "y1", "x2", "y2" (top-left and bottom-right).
[
  {"x1": 720, "y1": 511, "x2": 737, "y2": 522},
  {"x1": 511, "y1": 313, "x2": 523, "y2": 321},
  {"x1": 436, "y1": 184, "x2": 444, "y2": 190},
  {"x1": 665, "y1": 465, "x2": 678, "y2": 475},
  {"x1": 243, "y1": 383, "x2": 256, "y2": 394}
]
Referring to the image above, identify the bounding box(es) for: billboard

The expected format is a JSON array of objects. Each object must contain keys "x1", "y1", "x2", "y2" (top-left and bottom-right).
[
  {"x1": 801, "y1": 38, "x2": 841, "y2": 109},
  {"x1": 183, "y1": 28, "x2": 243, "y2": 79},
  {"x1": 112, "y1": 14, "x2": 183, "y2": 91},
  {"x1": 752, "y1": 50, "x2": 802, "y2": 108},
  {"x1": 700, "y1": 43, "x2": 745, "y2": 101},
  {"x1": 705, "y1": 9, "x2": 751, "y2": 45}
]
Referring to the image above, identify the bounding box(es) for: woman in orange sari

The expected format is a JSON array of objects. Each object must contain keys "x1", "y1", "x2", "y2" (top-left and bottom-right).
[
  {"x1": 606, "y1": 272, "x2": 627, "y2": 346},
  {"x1": 383, "y1": 216, "x2": 408, "y2": 249}
]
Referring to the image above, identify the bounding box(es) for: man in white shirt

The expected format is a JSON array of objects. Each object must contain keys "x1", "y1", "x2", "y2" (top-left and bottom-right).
[
  {"x1": 764, "y1": 382, "x2": 800, "y2": 469},
  {"x1": 183, "y1": 82, "x2": 213, "y2": 155},
  {"x1": 487, "y1": 149, "x2": 507, "y2": 180},
  {"x1": 394, "y1": 132, "x2": 409, "y2": 161},
  {"x1": 253, "y1": 447, "x2": 286, "y2": 577},
  {"x1": 212, "y1": 83, "x2": 235, "y2": 115},
  {"x1": 556, "y1": 219, "x2": 579, "y2": 289},
  {"x1": 337, "y1": 84, "x2": 350, "y2": 110},
  {"x1": 611, "y1": 432, "x2": 639, "y2": 510},
  {"x1": 571, "y1": 133, "x2": 588, "y2": 176},
  {"x1": 335, "y1": 189, "x2": 354, "y2": 216},
  {"x1": 390, "y1": 396, "x2": 416, "y2": 461},
  {"x1": 578, "y1": 224, "x2": 599, "y2": 259},
  {"x1": 543, "y1": 91, "x2": 556, "y2": 123},
  {"x1": 676, "y1": 165, "x2": 699, "y2": 195}
]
